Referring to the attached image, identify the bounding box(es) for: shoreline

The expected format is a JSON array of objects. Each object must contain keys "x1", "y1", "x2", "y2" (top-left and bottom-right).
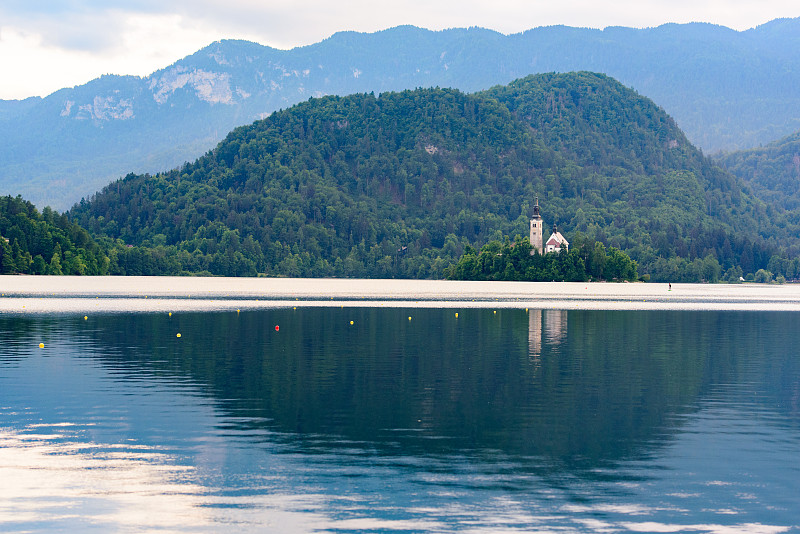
[{"x1": 2, "y1": 276, "x2": 800, "y2": 313}]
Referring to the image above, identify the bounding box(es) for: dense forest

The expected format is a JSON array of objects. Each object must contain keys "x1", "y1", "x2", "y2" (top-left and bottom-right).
[
  {"x1": 65, "y1": 72, "x2": 800, "y2": 282},
  {"x1": 717, "y1": 130, "x2": 800, "y2": 211},
  {"x1": 447, "y1": 235, "x2": 639, "y2": 282},
  {"x1": 0, "y1": 195, "x2": 108, "y2": 275}
]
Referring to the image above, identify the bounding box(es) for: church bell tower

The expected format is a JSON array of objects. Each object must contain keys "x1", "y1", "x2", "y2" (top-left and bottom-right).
[{"x1": 530, "y1": 198, "x2": 544, "y2": 254}]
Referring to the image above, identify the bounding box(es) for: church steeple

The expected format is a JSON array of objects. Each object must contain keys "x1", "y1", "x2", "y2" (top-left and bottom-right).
[{"x1": 529, "y1": 197, "x2": 544, "y2": 254}]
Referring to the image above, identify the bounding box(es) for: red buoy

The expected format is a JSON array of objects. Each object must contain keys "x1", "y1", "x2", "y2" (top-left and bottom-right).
[{"x1": 275, "y1": 325, "x2": 280, "y2": 332}]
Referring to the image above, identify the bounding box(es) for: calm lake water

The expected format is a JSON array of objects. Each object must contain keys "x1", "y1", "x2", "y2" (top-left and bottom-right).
[{"x1": 1, "y1": 278, "x2": 799, "y2": 533}]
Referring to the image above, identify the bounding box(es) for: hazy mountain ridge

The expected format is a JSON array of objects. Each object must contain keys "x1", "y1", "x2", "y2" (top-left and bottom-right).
[{"x1": 3, "y1": 19, "x2": 800, "y2": 210}]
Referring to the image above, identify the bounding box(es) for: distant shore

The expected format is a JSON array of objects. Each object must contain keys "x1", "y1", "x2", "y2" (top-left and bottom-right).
[{"x1": 2, "y1": 276, "x2": 800, "y2": 314}]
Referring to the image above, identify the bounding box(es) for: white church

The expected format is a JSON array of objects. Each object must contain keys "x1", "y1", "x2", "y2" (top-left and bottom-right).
[{"x1": 529, "y1": 199, "x2": 569, "y2": 255}]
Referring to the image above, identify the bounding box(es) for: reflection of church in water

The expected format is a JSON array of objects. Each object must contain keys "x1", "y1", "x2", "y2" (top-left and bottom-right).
[{"x1": 528, "y1": 309, "x2": 568, "y2": 362}]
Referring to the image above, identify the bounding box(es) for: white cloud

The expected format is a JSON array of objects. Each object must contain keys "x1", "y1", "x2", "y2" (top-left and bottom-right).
[
  {"x1": 0, "y1": 0, "x2": 799, "y2": 99},
  {"x1": 0, "y1": 13, "x2": 257, "y2": 99}
]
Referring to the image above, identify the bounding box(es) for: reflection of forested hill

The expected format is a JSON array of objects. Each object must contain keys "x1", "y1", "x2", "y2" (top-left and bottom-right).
[
  {"x1": 38, "y1": 308, "x2": 794, "y2": 471},
  {"x1": 70, "y1": 73, "x2": 797, "y2": 281}
]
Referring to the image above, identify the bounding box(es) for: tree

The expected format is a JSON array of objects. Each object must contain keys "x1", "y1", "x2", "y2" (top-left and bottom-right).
[
  {"x1": 754, "y1": 269, "x2": 773, "y2": 283},
  {"x1": 0, "y1": 238, "x2": 14, "y2": 274},
  {"x1": 48, "y1": 245, "x2": 63, "y2": 276}
]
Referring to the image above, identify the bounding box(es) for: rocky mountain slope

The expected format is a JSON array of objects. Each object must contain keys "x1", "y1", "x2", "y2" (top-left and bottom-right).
[{"x1": 3, "y1": 19, "x2": 800, "y2": 210}]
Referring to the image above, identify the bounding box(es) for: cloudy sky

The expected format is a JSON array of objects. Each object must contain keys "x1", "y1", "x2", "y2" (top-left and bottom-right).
[{"x1": 1, "y1": 0, "x2": 798, "y2": 100}]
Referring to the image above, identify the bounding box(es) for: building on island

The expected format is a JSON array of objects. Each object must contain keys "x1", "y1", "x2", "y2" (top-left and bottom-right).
[
  {"x1": 545, "y1": 223, "x2": 569, "y2": 253},
  {"x1": 529, "y1": 199, "x2": 569, "y2": 254},
  {"x1": 529, "y1": 198, "x2": 544, "y2": 254}
]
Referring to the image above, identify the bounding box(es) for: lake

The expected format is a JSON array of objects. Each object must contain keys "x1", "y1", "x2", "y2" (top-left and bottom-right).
[{"x1": 1, "y1": 277, "x2": 799, "y2": 533}]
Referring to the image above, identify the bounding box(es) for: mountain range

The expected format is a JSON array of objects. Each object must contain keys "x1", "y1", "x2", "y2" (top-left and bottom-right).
[{"x1": 2, "y1": 19, "x2": 800, "y2": 210}]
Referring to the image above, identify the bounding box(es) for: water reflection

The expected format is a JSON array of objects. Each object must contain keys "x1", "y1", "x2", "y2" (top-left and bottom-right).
[
  {"x1": 528, "y1": 308, "x2": 568, "y2": 363},
  {"x1": 1, "y1": 308, "x2": 799, "y2": 532}
]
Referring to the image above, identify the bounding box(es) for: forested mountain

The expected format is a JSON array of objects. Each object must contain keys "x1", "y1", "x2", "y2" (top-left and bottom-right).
[
  {"x1": 717, "y1": 130, "x2": 800, "y2": 210},
  {"x1": 3, "y1": 19, "x2": 800, "y2": 210},
  {"x1": 0, "y1": 195, "x2": 108, "y2": 275},
  {"x1": 68, "y1": 73, "x2": 800, "y2": 282}
]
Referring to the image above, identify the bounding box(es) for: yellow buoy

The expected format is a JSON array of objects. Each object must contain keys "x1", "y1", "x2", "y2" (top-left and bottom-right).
[
  {"x1": 169, "y1": 312, "x2": 172, "y2": 316},
  {"x1": 176, "y1": 333, "x2": 181, "y2": 338},
  {"x1": 493, "y1": 310, "x2": 497, "y2": 314},
  {"x1": 84, "y1": 316, "x2": 88, "y2": 320},
  {"x1": 38, "y1": 343, "x2": 44, "y2": 348},
  {"x1": 408, "y1": 316, "x2": 412, "y2": 321},
  {"x1": 350, "y1": 320, "x2": 354, "y2": 325},
  {"x1": 455, "y1": 312, "x2": 458, "y2": 318}
]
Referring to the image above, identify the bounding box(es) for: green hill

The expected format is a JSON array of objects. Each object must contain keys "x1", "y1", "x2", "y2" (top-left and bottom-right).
[
  {"x1": 68, "y1": 72, "x2": 800, "y2": 282},
  {"x1": 717, "y1": 130, "x2": 800, "y2": 211}
]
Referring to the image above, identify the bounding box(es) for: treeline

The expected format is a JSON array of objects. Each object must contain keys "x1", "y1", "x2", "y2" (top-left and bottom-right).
[
  {"x1": 3, "y1": 185, "x2": 798, "y2": 282},
  {"x1": 447, "y1": 235, "x2": 638, "y2": 282},
  {"x1": 0, "y1": 195, "x2": 108, "y2": 275}
]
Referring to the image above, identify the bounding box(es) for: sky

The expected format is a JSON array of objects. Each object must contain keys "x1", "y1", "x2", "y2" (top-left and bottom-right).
[{"x1": 1, "y1": 0, "x2": 798, "y2": 100}]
